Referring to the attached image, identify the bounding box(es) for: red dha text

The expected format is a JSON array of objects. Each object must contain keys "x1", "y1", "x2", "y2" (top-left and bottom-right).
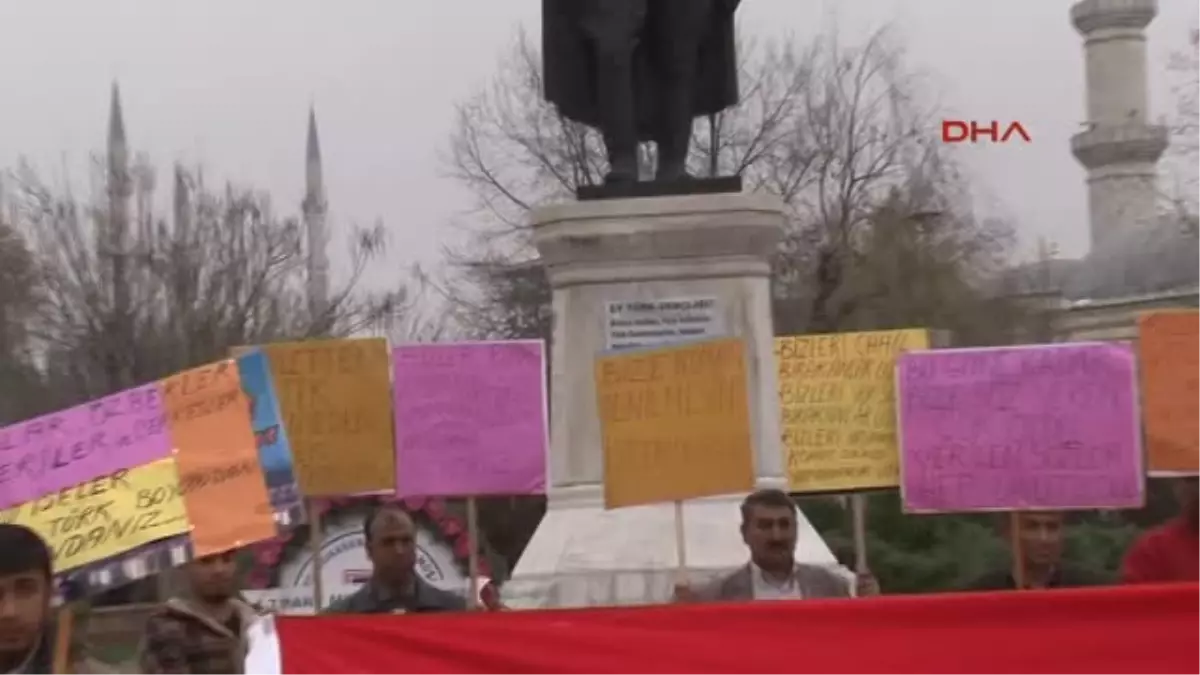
[{"x1": 941, "y1": 120, "x2": 1031, "y2": 144}]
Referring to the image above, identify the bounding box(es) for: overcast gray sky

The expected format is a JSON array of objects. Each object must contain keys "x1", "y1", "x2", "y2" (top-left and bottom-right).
[{"x1": 1, "y1": 0, "x2": 1195, "y2": 292}]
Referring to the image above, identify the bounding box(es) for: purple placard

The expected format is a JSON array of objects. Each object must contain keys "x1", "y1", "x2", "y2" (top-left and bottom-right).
[
  {"x1": 0, "y1": 384, "x2": 172, "y2": 511},
  {"x1": 897, "y1": 343, "x2": 1143, "y2": 513},
  {"x1": 393, "y1": 341, "x2": 548, "y2": 497}
]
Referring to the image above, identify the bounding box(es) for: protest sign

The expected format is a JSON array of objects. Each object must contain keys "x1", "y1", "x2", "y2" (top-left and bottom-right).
[
  {"x1": 595, "y1": 337, "x2": 755, "y2": 509},
  {"x1": 237, "y1": 350, "x2": 305, "y2": 525},
  {"x1": 0, "y1": 458, "x2": 189, "y2": 573},
  {"x1": 776, "y1": 329, "x2": 929, "y2": 492},
  {"x1": 162, "y1": 360, "x2": 276, "y2": 556},
  {"x1": 262, "y1": 338, "x2": 394, "y2": 496},
  {"x1": 897, "y1": 343, "x2": 1143, "y2": 512},
  {"x1": 393, "y1": 341, "x2": 547, "y2": 497},
  {"x1": 1138, "y1": 311, "x2": 1199, "y2": 474},
  {"x1": 0, "y1": 385, "x2": 171, "y2": 512}
]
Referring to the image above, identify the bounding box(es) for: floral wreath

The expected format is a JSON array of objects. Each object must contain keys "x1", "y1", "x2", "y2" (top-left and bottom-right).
[{"x1": 245, "y1": 495, "x2": 493, "y2": 589}]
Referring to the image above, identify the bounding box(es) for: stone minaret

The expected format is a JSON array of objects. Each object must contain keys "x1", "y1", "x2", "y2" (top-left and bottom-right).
[
  {"x1": 105, "y1": 82, "x2": 134, "y2": 387},
  {"x1": 303, "y1": 107, "x2": 330, "y2": 324},
  {"x1": 105, "y1": 83, "x2": 133, "y2": 303},
  {"x1": 1070, "y1": 0, "x2": 1169, "y2": 252}
]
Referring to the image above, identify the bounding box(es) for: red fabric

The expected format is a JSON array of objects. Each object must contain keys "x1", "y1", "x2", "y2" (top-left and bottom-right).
[
  {"x1": 1122, "y1": 518, "x2": 1200, "y2": 584},
  {"x1": 277, "y1": 583, "x2": 1199, "y2": 674}
]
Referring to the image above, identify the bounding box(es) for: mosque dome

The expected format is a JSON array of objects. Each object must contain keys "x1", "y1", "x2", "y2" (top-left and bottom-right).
[{"x1": 1063, "y1": 216, "x2": 1198, "y2": 300}]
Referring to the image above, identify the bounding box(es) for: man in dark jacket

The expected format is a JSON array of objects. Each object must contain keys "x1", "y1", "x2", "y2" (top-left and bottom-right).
[
  {"x1": 325, "y1": 503, "x2": 465, "y2": 614},
  {"x1": 966, "y1": 511, "x2": 1103, "y2": 591},
  {"x1": 139, "y1": 550, "x2": 260, "y2": 674},
  {"x1": 0, "y1": 524, "x2": 106, "y2": 674}
]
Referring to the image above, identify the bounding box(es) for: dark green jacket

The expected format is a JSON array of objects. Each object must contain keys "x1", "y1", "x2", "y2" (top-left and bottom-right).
[
  {"x1": 324, "y1": 578, "x2": 466, "y2": 614},
  {"x1": 964, "y1": 565, "x2": 1106, "y2": 591}
]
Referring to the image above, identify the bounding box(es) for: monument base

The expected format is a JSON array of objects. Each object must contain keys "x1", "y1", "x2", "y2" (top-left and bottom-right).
[
  {"x1": 510, "y1": 192, "x2": 843, "y2": 609},
  {"x1": 505, "y1": 483, "x2": 840, "y2": 609},
  {"x1": 576, "y1": 175, "x2": 743, "y2": 201}
]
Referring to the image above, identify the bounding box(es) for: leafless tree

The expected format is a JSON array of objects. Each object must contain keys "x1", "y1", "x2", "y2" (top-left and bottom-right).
[
  {"x1": 1162, "y1": 28, "x2": 1198, "y2": 234},
  {"x1": 0, "y1": 156, "x2": 431, "y2": 421},
  {"x1": 441, "y1": 26, "x2": 1026, "y2": 345}
]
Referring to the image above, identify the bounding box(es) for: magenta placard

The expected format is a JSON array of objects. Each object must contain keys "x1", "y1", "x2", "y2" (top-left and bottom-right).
[
  {"x1": 0, "y1": 384, "x2": 172, "y2": 510},
  {"x1": 393, "y1": 341, "x2": 548, "y2": 497},
  {"x1": 897, "y1": 343, "x2": 1143, "y2": 512}
]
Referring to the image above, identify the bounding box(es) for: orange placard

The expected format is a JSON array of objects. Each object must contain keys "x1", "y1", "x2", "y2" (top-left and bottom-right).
[
  {"x1": 595, "y1": 337, "x2": 755, "y2": 509},
  {"x1": 1138, "y1": 310, "x2": 1199, "y2": 474},
  {"x1": 161, "y1": 360, "x2": 277, "y2": 555}
]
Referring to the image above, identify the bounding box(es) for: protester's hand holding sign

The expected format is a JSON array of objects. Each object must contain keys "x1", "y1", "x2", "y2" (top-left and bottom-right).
[{"x1": 855, "y1": 571, "x2": 881, "y2": 597}]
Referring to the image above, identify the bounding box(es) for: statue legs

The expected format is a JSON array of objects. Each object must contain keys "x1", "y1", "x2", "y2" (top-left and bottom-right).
[
  {"x1": 652, "y1": 0, "x2": 713, "y2": 182},
  {"x1": 581, "y1": 0, "x2": 647, "y2": 187}
]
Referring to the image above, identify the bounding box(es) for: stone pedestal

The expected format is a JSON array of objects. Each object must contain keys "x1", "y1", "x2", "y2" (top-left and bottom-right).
[{"x1": 506, "y1": 193, "x2": 838, "y2": 609}]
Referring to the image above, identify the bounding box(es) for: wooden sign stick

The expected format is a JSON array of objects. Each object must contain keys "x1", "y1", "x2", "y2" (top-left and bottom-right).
[
  {"x1": 466, "y1": 497, "x2": 481, "y2": 610},
  {"x1": 851, "y1": 493, "x2": 869, "y2": 574},
  {"x1": 1010, "y1": 511, "x2": 1027, "y2": 590},
  {"x1": 673, "y1": 500, "x2": 688, "y2": 587},
  {"x1": 308, "y1": 500, "x2": 325, "y2": 612},
  {"x1": 51, "y1": 604, "x2": 75, "y2": 674}
]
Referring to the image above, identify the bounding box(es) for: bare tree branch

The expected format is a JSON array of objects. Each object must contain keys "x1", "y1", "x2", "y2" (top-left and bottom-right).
[{"x1": 0, "y1": 156, "x2": 428, "y2": 419}]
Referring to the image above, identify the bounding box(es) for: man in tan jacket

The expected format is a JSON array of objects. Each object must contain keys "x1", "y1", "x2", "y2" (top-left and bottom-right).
[
  {"x1": 139, "y1": 551, "x2": 260, "y2": 674},
  {"x1": 678, "y1": 489, "x2": 879, "y2": 602},
  {"x1": 0, "y1": 524, "x2": 108, "y2": 674}
]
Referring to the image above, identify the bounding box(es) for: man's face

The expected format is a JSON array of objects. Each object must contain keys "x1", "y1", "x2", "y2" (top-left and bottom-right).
[
  {"x1": 741, "y1": 504, "x2": 797, "y2": 571},
  {"x1": 187, "y1": 552, "x2": 237, "y2": 602},
  {"x1": 0, "y1": 569, "x2": 49, "y2": 653},
  {"x1": 366, "y1": 510, "x2": 417, "y2": 584},
  {"x1": 1014, "y1": 512, "x2": 1065, "y2": 568}
]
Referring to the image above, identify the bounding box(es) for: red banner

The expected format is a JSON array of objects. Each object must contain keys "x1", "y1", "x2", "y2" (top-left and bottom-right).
[{"x1": 277, "y1": 584, "x2": 1199, "y2": 674}]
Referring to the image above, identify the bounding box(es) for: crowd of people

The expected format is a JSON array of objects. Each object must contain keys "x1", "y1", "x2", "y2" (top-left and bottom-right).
[{"x1": 0, "y1": 478, "x2": 1195, "y2": 674}]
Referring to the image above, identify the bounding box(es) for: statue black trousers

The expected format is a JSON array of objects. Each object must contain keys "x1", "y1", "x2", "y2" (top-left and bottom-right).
[{"x1": 579, "y1": 0, "x2": 714, "y2": 182}]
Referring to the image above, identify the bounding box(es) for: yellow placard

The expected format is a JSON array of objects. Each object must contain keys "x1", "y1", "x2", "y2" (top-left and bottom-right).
[
  {"x1": 776, "y1": 328, "x2": 929, "y2": 493},
  {"x1": 262, "y1": 338, "x2": 395, "y2": 496},
  {"x1": 0, "y1": 458, "x2": 189, "y2": 573},
  {"x1": 595, "y1": 337, "x2": 755, "y2": 509}
]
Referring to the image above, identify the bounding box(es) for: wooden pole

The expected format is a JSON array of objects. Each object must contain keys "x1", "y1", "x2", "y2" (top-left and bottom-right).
[
  {"x1": 673, "y1": 500, "x2": 688, "y2": 586},
  {"x1": 308, "y1": 500, "x2": 325, "y2": 612},
  {"x1": 466, "y1": 497, "x2": 481, "y2": 610},
  {"x1": 1010, "y1": 511, "x2": 1027, "y2": 590},
  {"x1": 51, "y1": 605, "x2": 75, "y2": 674},
  {"x1": 851, "y1": 493, "x2": 869, "y2": 574}
]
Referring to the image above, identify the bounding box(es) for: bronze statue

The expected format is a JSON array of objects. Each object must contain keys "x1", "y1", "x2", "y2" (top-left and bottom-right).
[{"x1": 542, "y1": 0, "x2": 741, "y2": 190}]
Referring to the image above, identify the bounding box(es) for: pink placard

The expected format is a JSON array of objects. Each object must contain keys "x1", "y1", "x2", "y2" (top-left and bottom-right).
[
  {"x1": 393, "y1": 341, "x2": 548, "y2": 497},
  {"x1": 897, "y1": 343, "x2": 1143, "y2": 513},
  {"x1": 0, "y1": 384, "x2": 172, "y2": 510}
]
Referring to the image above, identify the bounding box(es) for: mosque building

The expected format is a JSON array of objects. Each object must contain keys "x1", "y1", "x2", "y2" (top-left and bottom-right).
[{"x1": 1006, "y1": 0, "x2": 1198, "y2": 338}]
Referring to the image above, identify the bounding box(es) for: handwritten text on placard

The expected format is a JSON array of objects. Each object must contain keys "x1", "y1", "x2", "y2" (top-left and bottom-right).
[
  {"x1": 0, "y1": 458, "x2": 189, "y2": 573},
  {"x1": 0, "y1": 385, "x2": 171, "y2": 511},
  {"x1": 162, "y1": 360, "x2": 277, "y2": 555},
  {"x1": 265, "y1": 338, "x2": 394, "y2": 496},
  {"x1": 776, "y1": 329, "x2": 928, "y2": 492},
  {"x1": 393, "y1": 341, "x2": 548, "y2": 497},
  {"x1": 596, "y1": 337, "x2": 755, "y2": 509},
  {"x1": 897, "y1": 343, "x2": 1143, "y2": 512}
]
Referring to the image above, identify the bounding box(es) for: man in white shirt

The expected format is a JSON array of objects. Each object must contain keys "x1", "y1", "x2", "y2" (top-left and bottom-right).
[{"x1": 678, "y1": 489, "x2": 879, "y2": 602}]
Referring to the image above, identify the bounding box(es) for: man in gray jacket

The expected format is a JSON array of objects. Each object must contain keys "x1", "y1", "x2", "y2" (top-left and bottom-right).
[
  {"x1": 679, "y1": 489, "x2": 878, "y2": 602},
  {"x1": 325, "y1": 503, "x2": 465, "y2": 614}
]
